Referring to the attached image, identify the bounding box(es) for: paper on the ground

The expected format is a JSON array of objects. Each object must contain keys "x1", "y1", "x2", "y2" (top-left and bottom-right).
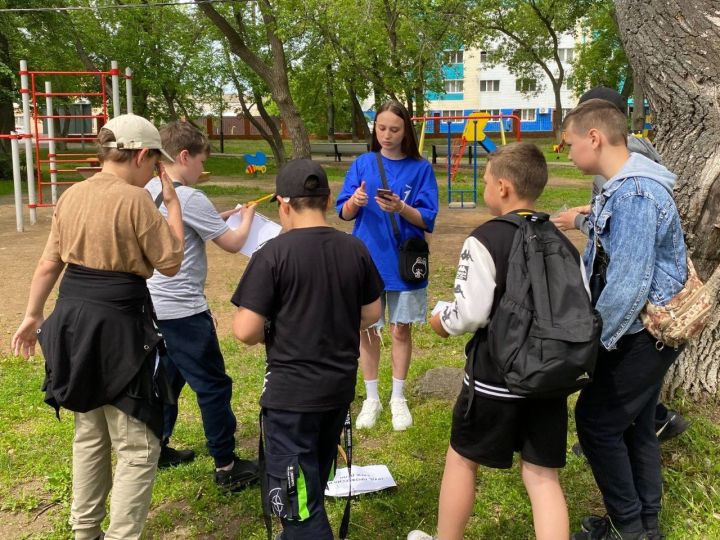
[
  {"x1": 226, "y1": 205, "x2": 282, "y2": 257},
  {"x1": 325, "y1": 464, "x2": 396, "y2": 497},
  {"x1": 432, "y1": 300, "x2": 452, "y2": 317}
]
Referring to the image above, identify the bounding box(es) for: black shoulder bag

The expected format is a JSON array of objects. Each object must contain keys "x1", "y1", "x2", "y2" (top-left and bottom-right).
[{"x1": 375, "y1": 152, "x2": 429, "y2": 283}]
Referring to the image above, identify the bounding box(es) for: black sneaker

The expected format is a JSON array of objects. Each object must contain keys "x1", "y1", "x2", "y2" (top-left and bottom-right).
[
  {"x1": 655, "y1": 410, "x2": 689, "y2": 442},
  {"x1": 645, "y1": 528, "x2": 664, "y2": 540},
  {"x1": 215, "y1": 458, "x2": 260, "y2": 492},
  {"x1": 158, "y1": 446, "x2": 196, "y2": 469},
  {"x1": 571, "y1": 515, "x2": 649, "y2": 540}
]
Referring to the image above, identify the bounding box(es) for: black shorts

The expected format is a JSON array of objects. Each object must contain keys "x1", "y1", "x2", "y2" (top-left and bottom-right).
[{"x1": 450, "y1": 384, "x2": 568, "y2": 469}]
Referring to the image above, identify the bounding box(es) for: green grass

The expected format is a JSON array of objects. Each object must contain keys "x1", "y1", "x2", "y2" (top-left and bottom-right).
[
  {"x1": 1, "y1": 230, "x2": 719, "y2": 538},
  {"x1": 1, "y1": 141, "x2": 712, "y2": 539},
  {"x1": 0, "y1": 179, "x2": 16, "y2": 196}
]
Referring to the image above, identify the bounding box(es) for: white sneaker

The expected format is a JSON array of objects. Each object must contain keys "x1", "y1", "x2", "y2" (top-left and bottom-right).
[
  {"x1": 390, "y1": 398, "x2": 413, "y2": 431},
  {"x1": 407, "y1": 530, "x2": 436, "y2": 540},
  {"x1": 356, "y1": 399, "x2": 382, "y2": 429}
]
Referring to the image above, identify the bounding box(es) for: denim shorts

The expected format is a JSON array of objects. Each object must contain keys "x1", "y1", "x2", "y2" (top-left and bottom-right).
[{"x1": 372, "y1": 288, "x2": 427, "y2": 329}]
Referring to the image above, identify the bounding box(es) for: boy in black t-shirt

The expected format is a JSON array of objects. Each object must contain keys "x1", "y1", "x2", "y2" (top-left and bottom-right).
[
  {"x1": 232, "y1": 159, "x2": 383, "y2": 540},
  {"x1": 409, "y1": 143, "x2": 575, "y2": 540}
]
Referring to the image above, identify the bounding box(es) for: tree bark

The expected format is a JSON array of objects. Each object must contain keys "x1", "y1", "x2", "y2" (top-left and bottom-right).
[
  {"x1": 631, "y1": 80, "x2": 645, "y2": 133},
  {"x1": 253, "y1": 88, "x2": 286, "y2": 165},
  {"x1": 615, "y1": 0, "x2": 720, "y2": 400},
  {"x1": 347, "y1": 83, "x2": 371, "y2": 143},
  {"x1": 162, "y1": 88, "x2": 179, "y2": 121}
]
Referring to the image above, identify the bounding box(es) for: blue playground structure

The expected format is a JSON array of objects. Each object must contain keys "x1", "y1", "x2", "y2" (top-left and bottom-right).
[{"x1": 414, "y1": 113, "x2": 521, "y2": 208}]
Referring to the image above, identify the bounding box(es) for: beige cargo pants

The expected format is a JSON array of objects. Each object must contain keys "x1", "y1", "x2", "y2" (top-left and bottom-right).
[{"x1": 69, "y1": 405, "x2": 160, "y2": 540}]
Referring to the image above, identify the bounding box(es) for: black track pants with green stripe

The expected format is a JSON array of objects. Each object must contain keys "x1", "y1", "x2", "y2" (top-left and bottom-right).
[{"x1": 262, "y1": 406, "x2": 348, "y2": 540}]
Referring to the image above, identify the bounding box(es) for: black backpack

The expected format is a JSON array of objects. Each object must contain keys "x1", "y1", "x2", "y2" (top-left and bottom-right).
[{"x1": 487, "y1": 212, "x2": 601, "y2": 398}]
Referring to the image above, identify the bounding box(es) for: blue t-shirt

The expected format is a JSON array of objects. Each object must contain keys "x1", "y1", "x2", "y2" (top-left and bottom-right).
[{"x1": 336, "y1": 152, "x2": 439, "y2": 291}]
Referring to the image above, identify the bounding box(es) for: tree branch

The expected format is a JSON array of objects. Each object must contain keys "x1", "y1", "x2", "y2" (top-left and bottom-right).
[{"x1": 195, "y1": 0, "x2": 273, "y2": 84}]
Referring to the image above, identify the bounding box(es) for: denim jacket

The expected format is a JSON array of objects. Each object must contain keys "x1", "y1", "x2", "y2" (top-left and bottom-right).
[{"x1": 583, "y1": 153, "x2": 687, "y2": 350}]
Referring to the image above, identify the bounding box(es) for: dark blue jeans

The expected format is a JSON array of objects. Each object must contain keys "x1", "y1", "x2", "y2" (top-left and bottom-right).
[
  {"x1": 158, "y1": 311, "x2": 237, "y2": 468},
  {"x1": 575, "y1": 330, "x2": 681, "y2": 532}
]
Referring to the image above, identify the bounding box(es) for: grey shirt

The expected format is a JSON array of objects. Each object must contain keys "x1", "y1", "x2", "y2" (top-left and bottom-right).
[
  {"x1": 574, "y1": 136, "x2": 663, "y2": 235},
  {"x1": 145, "y1": 177, "x2": 229, "y2": 319}
]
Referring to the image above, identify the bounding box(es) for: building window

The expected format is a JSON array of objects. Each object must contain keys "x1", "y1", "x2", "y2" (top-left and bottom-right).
[
  {"x1": 481, "y1": 109, "x2": 501, "y2": 121},
  {"x1": 479, "y1": 50, "x2": 496, "y2": 63},
  {"x1": 439, "y1": 110, "x2": 465, "y2": 123},
  {"x1": 565, "y1": 75, "x2": 573, "y2": 90},
  {"x1": 479, "y1": 80, "x2": 500, "y2": 92},
  {"x1": 445, "y1": 50, "x2": 463, "y2": 64},
  {"x1": 444, "y1": 79, "x2": 464, "y2": 93},
  {"x1": 521, "y1": 109, "x2": 537, "y2": 122},
  {"x1": 515, "y1": 78, "x2": 537, "y2": 92},
  {"x1": 558, "y1": 48, "x2": 574, "y2": 63}
]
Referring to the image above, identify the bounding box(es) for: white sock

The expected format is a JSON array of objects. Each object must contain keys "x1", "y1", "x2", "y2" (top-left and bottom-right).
[
  {"x1": 365, "y1": 379, "x2": 380, "y2": 401},
  {"x1": 391, "y1": 377, "x2": 405, "y2": 400}
]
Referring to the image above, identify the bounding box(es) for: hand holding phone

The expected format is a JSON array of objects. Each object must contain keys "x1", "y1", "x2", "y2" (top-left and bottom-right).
[{"x1": 377, "y1": 188, "x2": 394, "y2": 199}]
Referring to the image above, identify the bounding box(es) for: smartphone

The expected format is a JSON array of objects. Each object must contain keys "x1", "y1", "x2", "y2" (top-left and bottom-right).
[{"x1": 377, "y1": 188, "x2": 394, "y2": 199}]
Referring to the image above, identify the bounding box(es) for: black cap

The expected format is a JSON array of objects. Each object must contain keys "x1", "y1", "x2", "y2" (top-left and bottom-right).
[
  {"x1": 275, "y1": 159, "x2": 330, "y2": 198},
  {"x1": 578, "y1": 86, "x2": 628, "y2": 115}
]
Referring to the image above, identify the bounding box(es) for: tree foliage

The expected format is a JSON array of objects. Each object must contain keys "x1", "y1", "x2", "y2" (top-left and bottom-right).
[
  {"x1": 308, "y1": 0, "x2": 467, "y2": 117},
  {"x1": 571, "y1": 0, "x2": 629, "y2": 96},
  {"x1": 469, "y1": 0, "x2": 600, "y2": 139}
]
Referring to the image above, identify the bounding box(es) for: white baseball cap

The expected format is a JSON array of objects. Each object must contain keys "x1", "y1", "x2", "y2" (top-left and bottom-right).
[{"x1": 101, "y1": 114, "x2": 174, "y2": 162}]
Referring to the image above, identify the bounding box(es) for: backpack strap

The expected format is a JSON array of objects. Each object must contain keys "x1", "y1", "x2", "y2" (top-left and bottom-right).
[
  {"x1": 492, "y1": 211, "x2": 549, "y2": 227},
  {"x1": 154, "y1": 181, "x2": 183, "y2": 208}
]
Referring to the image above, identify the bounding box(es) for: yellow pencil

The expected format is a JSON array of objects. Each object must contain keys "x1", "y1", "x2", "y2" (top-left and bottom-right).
[{"x1": 246, "y1": 193, "x2": 275, "y2": 206}]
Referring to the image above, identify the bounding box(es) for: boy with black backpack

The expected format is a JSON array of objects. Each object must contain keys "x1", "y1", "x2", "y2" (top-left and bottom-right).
[{"x1": 408, "y1": 142, "x2": 598, "y2": 540}]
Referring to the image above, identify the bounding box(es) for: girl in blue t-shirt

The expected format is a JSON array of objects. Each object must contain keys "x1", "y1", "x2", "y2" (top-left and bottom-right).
[{"x1": 337, "y1": 100, "x2": 439, "y2": 432}]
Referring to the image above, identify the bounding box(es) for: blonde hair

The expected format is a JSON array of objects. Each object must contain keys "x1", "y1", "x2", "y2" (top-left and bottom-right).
[{"x1": 487, "y1": 142, "x2": 548, "y2": 201}]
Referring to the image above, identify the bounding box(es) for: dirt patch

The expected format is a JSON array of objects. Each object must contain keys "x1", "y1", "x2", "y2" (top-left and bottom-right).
[
  {"x1": 0, "y1": 479, "x2": 65, "y2": 540},
  {"x1": 0, "y1": 174, "x2": 587, "y2": 352}
]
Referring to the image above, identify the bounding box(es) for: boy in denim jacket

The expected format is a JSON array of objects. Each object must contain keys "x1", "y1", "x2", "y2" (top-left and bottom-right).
[{"x1": 564, "y1": 100, "x2": 687, "y2": 540}]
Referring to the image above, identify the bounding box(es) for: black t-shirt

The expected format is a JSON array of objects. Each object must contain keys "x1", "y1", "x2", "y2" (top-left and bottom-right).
[{"x1": 231, "y1": 226, "x2": 384, "y2": 411}]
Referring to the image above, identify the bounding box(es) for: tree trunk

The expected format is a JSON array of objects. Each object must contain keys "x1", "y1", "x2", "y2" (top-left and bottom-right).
[
  {"x1": 326, "y1": 65, "x2": 336, "y2": 143},
  {"x1": 253, "y1": 89, "x2": 286, "y2": 165},
  {"x1": 631, "y1": 80, "x2": 645, "y2": 133},
  {"x1": 552, "y1": 79, "x2": 564, "y2": 144},
  {"x1": 615, "y1": 0, "x2": 720, "y2": 400},
  {"x1": 347, "y1": 83, "x2": 371, "y2": 143},
  {"x1": 414, "y1": 84, "x2": 425, "y2": 118},
  {"x1": 0, "y1": 29, "x2": 15, "y2": 177},
  {"x1": 162, "y1": 88, "x2": 179, "y2": 121}
]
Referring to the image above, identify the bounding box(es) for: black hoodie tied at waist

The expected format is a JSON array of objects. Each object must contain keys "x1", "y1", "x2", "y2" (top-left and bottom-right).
[{"x1": 38, "y1": 264, "x2": 173, "y2": 438}]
